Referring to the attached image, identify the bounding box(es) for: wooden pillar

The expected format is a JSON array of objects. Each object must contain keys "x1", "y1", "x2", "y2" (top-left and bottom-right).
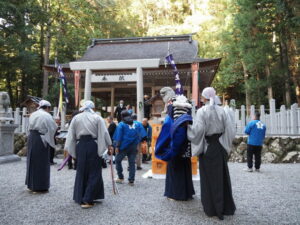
[
  {"x1": 241, "y1": 105, "x2": 246, "y2": 128},
  {"x1": 84, "y1": 69, "x2": 92, "y2": 100},
  {"x1": 151, "y1": 86, "x2": 155, "y2": 97},
  {"x1": 110, "y1": 87, "x2": 115, "y2": 117},
  {"x1": 187, "y1": 86, "x2": 191, "y2": 99},
  {"x1": 191, "y1": 62, "x2": 199, "y2": 106},
  {"x1": 291, "y1": 103, "x2": 298, "y2": 134},
  {"x1": 136, "y1": 67, "x2": 144, "y2": 122},
  {"x1": 78, "y1": 87, "x2": 82, "y2": 105},
  {"x1": 269, "y1": 99, "x2": 276, "y2": 134},
  {"x1": 21, "y1": 107, "x2": 27, "y2": 133},
  {"x1": 14, "y1": 107, "x2": 20, "y2": 132}
]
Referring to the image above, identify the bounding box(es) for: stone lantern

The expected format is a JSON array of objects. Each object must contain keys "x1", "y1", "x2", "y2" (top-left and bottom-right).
[{"x1": 0, "y1": 92, "x2": 20, "y2": 164}]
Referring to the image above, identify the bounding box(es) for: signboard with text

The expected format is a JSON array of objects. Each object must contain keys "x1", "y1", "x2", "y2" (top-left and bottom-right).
[{"x1": 91, "y1": 73, "x2": 137, "y2": 83}]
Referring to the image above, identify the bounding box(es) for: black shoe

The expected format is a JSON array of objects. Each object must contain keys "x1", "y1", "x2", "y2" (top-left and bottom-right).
[
  {"x1": 50, "y1": 162, "x2": 57, "y2": 165},
  {"x1": 136, "y1": 166, "x2": 142, "y2": 170}
]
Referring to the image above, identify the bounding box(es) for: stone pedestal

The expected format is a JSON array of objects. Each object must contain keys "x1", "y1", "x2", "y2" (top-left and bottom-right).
[{"x1": 0, "y1": 123, "x2": 20, "y2": 164}]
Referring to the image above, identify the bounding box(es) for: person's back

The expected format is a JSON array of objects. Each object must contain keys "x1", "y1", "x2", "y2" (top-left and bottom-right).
[
  {"x1": 199, "y1": 104, "x2": 226, "y2": 136},
  {"x1": 245, "y1": 119, "x2": 266, "y2": 146},
  {"x1": 187, "y1": 87, "x2": 236, "y2": 220},
  {"x1": 64, "y1": 100, "x2": 112, "y2": 208},
  {"x1": 245, "y1": 112, "x2": 266, "y2": 172},
  {"x1": 114, "y1": 121, "x2": 140, "y2": 150},
  {"x1": 107, "y1": 117, "x2": 116, "y2": 141},
  {"x1": 26, "y1": 100, "x2": 57, "y2": 193},
  {"x1": 113, "y1": 111, "x2": 144, "y2": 185}
]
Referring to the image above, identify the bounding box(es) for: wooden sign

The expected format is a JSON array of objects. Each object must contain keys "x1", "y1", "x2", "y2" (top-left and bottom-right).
[{"x1": 91, "y1": 73, "x2": 137, "y2": 83}]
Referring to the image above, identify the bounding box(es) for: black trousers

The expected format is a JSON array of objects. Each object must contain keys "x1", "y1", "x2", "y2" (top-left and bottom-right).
[
  {"x1": 49, "y1": 146, "x2": 55, "y2": 163},
  {"x1": 247, "y1": 144, "x2": 262, "y2": 169}
]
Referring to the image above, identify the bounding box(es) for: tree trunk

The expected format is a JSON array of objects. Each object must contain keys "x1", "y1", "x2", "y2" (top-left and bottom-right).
[
  {"x1": 287, "y1": 18, "x2": 300, "y2": 105},
  {"x1": 280, "y1": 37, "x2": 291, "y2": 107},
  {"x1": 42, "y1": 29, "x2": 51, "y2": 97},
  {"x1": 265, "y1": 64, "x2": 273, "y2": 99},
  {"x1": 39, "y1": 23, "x2": 44, "y2": 97},
  {"x1": 241, "y1": 60, "x2": 251, "y2": 116}
]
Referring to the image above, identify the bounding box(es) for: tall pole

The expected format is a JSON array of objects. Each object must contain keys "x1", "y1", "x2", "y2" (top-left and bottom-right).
[
  {"x1": 84, "y1": 69, "x2": 92, "y2": 100},
  {"x1": 191, "y1": 62, "x2": 199, "y2": 106},
  {"x1": 136, "y1": 68, "x2": 144, "y2": 122},
  {"x1": 110, "y1": 87, "x2": 115, "y2": 117}
]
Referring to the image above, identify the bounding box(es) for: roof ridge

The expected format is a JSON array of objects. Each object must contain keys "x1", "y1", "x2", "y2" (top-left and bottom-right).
[{"x1": 90, "y1": 34, "x2": 195, "y2": 47}]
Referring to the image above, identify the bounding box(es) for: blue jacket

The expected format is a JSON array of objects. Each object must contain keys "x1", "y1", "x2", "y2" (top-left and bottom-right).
[
  {"x1": 245, "y1": 120, "x2": 266, "y2": 146},
  {"x1": 155, "y1": 114, "x2": 193, "y2": 161},
  {"x1": 134, "y1": 120, "x2": 147, "y2": 142},
  {"x1": 113, "y1": 121, "x2": 147, "y2": 150}
]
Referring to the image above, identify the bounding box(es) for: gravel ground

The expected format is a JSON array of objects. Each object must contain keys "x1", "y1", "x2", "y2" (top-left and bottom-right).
[{"x1": 0, "y1": 158, "x2": 300, "y2": 225}]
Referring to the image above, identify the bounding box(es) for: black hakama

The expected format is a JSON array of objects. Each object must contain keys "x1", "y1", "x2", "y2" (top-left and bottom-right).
[
  {"x1": 199, "y1": 134, "x2": 236, "y2": 220},
  {"x1": 26, "y1": 130, "x2": 50, "y2": 191},
  {"x1": 164, "y1": 155, "x2": 195, "y2": 201},
  {"x1": 73, "y1": 135, "x2": 104, "y2": 204}
]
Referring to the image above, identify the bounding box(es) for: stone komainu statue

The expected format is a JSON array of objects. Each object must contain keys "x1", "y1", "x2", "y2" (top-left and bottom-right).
[
  {"x1": 0, "y1": 92, "x2": 10, "y2": 113},
  {"x1": 160, "y1": 87, "x2": 175, "y2": 103},
  {"x1": 160, "y1": 87, "x2": 176, "y2": 114}
]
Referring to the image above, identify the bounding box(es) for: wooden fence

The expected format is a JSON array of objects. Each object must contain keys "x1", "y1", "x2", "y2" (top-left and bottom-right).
[{"x1": 234, "y1": 99, "x2": 300, "y2": 135}]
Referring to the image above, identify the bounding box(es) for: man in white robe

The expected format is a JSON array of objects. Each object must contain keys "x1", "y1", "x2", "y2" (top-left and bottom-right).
[
  {"x1": 64, "y1": 100, "x2": 112, "y2": 208},
  {"x1": 26, "y1": 100, "x2": 57, "y2": 193},
  {"x1": 187, "y1": 87, "x2": 236, "y2": 220}
]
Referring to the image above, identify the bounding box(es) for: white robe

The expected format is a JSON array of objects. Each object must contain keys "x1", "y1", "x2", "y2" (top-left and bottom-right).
[
  {"x1": 64, "y1": 111, "x2": 112, "y2": 158},
  {"x1": 187, "y1": 104, "x2": 235, "y2": 156},
  {"x1": 28, "y1": 109, "x2": 58, "y2": 148}
]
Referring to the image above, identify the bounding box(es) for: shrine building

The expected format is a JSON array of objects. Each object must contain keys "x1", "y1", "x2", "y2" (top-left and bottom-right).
[{"x1": 44, "y1": 34, "x2": 221, "y2": 120}]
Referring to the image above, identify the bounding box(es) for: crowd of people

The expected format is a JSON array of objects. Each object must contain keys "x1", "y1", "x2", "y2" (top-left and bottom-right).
[
  {"x1": 25, "y1": 87, "x2": 266, "y2": 220},
  {"x1": 25, "y1": 97, "x2": 153, "y2": 208}
]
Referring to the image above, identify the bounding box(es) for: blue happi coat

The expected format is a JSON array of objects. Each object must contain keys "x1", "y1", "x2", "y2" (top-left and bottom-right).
[{"x1": 155, "y1": 114, "x2": 193, "y2": 161}]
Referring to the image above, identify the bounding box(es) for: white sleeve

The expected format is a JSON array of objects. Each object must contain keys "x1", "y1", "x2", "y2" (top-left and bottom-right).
[
  {"x1": 187, "y1": 108, "x2": 206, "y2": 156},
  {"x1": 64, "y1": 118, "x2": 77, "y2": 158},
  {"x1": 97, "y1": 117, "x2": 112, "y2": 156},
  {"x1": 219, "y1": 110, "x2": 236, "y2": 154},
  {"x1": 43, "y1": 113, "x2": 58, "y2": 148}
]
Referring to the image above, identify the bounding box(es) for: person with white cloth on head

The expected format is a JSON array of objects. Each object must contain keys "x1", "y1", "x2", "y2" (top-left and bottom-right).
[
  {"x1": 187, "y1": 87, "x2": 236, "y2": 220},
  {"x1": 64, "y1": 100, "x2": 112, "y2": 209},
  {"x1": 26, "y1": 100, "x2": 57, "y2": 193}
]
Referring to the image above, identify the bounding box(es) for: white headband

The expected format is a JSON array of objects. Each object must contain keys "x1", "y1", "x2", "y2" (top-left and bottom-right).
[
  {"x1": 202, "y1": 87, "x2": 218, "y2": 106},
  {"x1": 79, "y1": 100, "x2": 95, "y2": 113},
  {"x1": 38, "y1": 100, "x2": 51, "y2": 109}
]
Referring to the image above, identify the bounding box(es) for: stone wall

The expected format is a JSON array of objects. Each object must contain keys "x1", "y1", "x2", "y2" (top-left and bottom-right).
[
  {"x1": 13, "y1": 134, "x2": 65, "y2": 156},
  {"x1": 230, "y1": 136, "x2": 300, "y2": 163},
  {"x1": 14, "y1": 133, "x2": 27, "y2": 156}
]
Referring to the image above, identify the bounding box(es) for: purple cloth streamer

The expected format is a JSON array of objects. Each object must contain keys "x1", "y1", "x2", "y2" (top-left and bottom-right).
[
  {"x1": 57, "y1": 155, "x2": 71, "y2": 171},
  {"x1": 165, "y1": 54, "x2": 183, "y2": 95}
]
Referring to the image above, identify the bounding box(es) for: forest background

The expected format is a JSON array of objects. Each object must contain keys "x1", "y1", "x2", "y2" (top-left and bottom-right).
[{"x1": 0, "y1": 0, "x2": 299, "y2": 110}]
